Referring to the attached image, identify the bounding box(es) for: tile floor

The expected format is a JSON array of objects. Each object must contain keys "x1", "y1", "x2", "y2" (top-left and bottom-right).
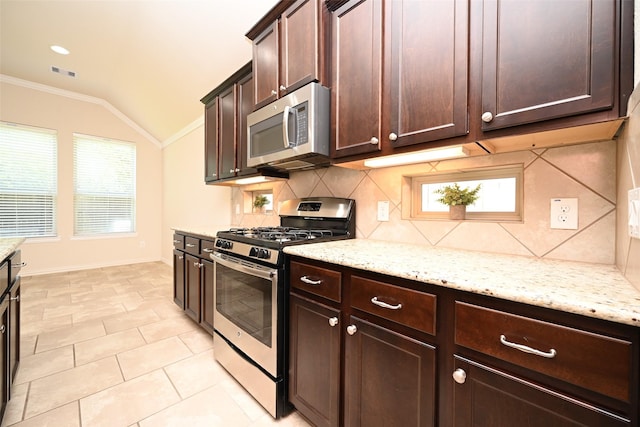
[{"x1": 2, "y1": 262, "x2": 311, "y2": 427}]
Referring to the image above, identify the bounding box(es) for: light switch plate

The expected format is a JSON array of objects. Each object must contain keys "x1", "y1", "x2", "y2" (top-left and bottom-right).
[
  {"x1": 550, "y1": 198, "x2": 578, "y2": 230},
  {"x1": 629, "y1": 188, "x2": 640, "y2": 239},
  {"x1": 377, "y1": 201, "x2": 390, "y2": 222}
]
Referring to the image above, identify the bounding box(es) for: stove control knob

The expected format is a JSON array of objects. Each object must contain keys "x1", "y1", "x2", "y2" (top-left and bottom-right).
[
  {"x1": 224, "y1": 241, "x2": 233, "y2": 249},
  {"x1": 258, "y1": 249, "x2": 271, "y2": 259},
  {"x1": 249, "y1": 247, "x2": 259, "y2": 257}
]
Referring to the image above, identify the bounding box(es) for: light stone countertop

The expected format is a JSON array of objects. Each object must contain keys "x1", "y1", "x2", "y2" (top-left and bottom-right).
[
  {"x1": 0, "y1": 238, "x2": 25, "y2": 262},
  {"x1": 283, "y1": 239, "x2": 640, "y2": 328}
]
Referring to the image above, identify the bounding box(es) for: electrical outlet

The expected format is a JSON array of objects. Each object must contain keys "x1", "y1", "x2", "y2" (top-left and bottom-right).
[
  {"x1": 550, "y1": 198, "x2": 578, "y2": 230},
  {"x1": 377, "y1": 201, "x2": 390, "y2": 221}
]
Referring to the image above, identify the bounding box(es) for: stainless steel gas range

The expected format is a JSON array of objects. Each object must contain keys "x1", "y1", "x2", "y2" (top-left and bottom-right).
[{"x1": 210, "y1": 197, "x2": 355, "y2": 418}]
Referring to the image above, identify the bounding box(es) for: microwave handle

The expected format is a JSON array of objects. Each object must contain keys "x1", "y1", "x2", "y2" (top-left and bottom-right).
[{"x1": 282, "y1": 105, "x2": 294, "y2": 148}]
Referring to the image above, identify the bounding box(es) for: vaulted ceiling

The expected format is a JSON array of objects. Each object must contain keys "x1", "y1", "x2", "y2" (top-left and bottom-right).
[{"x1": 0, "y1": 0, "x2": 280, "y2": 144}]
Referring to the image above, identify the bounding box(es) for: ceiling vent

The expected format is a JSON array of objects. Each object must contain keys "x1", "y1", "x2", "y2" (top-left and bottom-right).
[{"x1": 50, "y1": 66, "x2": 76, "y2": 78}]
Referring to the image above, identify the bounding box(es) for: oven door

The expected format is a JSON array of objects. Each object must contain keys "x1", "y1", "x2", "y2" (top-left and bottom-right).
[{"x1": 212, "y1": 252, "x2": 278, "y2": 377}]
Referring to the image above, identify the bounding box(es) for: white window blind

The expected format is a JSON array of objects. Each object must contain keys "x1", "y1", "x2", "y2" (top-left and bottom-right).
[
  {"x1": 73, "y1": 134, "x2": 136, "y2": 236},
  {"x1": 0, "y1": 122, "x2": 57, "y2": 238}
]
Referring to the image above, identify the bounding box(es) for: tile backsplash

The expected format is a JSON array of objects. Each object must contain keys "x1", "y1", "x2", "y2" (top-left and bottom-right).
[{"x1": 231, "y1": 139, "x2": 616, "y2": 264}]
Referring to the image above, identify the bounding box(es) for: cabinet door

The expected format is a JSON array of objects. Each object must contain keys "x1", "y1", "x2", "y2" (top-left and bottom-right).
[
  {"x1": 384, "y1": 0, "x2": 468, "y2": 147},
  {"x1": 289, "y1": 294, "x2": 341, "y2": 427},
  {"x1": 199, "y1": 259, "x2": 214, "y2": 334},
  {"x1": 344, "y1": 316, "x2": 436, "y2": 427},
  {"x1": 480, "y1": 0, "x2": 616, "y2": 131},
  {"x1": 184, "y1": 254, "x2": 201, "y2": 322},
  {"x1": 253, "y1": 21, "x2": 279, "y2": 108},
  {"x1": 173, "y1": 249, "x2": 185, "y2": 309},
  {"x1": 0, "y1": 297, "x2": 8, "y2": 420},
  {"x1": 281, "y1": 0, "x2": 322, "y2": 93},
  {"x1": 9, "y1": 278, "x2": 19, "y2": 387},
  {"x1": 204, "y1": 99, "x2": 219, "y2": 181},
  {"x1": 331, "y1": 0, "x2": 383, "y2": 159},
  {"x1": 219, "y1": 85, "x2": 237, "y2": 180},
  {"x1": 452, "y1": 356, "x2": 628, "y2": 426},
  {"x1": 237, "y1": 72, "x2": 257, "y2": 177}
]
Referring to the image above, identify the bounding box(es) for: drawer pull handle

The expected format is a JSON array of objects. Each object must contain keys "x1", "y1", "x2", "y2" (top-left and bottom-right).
[
  {"x1": 371, "y1": 296, "x2": 402, "y2": 310},
  {"x1": 500, "y1": 335, "x2": 557, "y2": 359},
  {"x1": 11, "y1": 262, "x2": 27, "y2": 268},
  {"x1": 173, "y1": 240, "x2": 181, "y2": 244},
  {"x1": 202, "y1": 248, "x2": 214, "y2": 253},
  {"x1": 300, "y1": 276, "x2": 322, "y2": 286},
  {"x1": 186, "y1": 243, "x2": 196, "y2": 248}
]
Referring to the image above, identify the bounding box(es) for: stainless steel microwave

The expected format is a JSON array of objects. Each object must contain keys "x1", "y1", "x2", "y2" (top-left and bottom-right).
[{"x1": 247, "y1": 82, "x2": 330, "y2": 171}]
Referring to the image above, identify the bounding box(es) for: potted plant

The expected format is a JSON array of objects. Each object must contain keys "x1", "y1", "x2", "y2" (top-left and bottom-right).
[
  {"x1": 434, "y1": 183, "x2": 481, "y2": 220},
  {"x1": 253, "y1": 194, "x2": 269, "y2": 213}
]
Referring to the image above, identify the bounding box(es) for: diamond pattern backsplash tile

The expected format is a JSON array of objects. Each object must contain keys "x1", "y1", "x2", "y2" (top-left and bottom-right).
[{"x1": 232, "y1": 140, "x2": 617, "y2": 264}]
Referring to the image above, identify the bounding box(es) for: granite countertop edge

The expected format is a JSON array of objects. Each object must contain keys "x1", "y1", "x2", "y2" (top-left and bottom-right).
[
  {"x1": 283, "y1": 239, "x2": 640, "y2": 328},
  {"x1": 0, "y1": 238, "x2": 26, "y2": 262},
  {"x1": 171, "y1": 227, "x2": 224, "y2": 240}
]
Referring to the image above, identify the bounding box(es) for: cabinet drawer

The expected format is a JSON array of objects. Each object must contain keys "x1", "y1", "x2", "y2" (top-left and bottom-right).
[
  {"x1": 173, "y1": 233, "x2": 185, "y2": 250},
  {"x1": 290, "y1": 261, "x2": 341, "y2": 303},
  {"x1": 184, "y1": 237, "x2": 200, "y2": 255},
  {"x1": 9, "y1": 250, "x2": 21, "y2": 284},
  {"x1": 350, "y1": 276, "x2": 436, "y2": 335},
  {"x1": 455, "y1": 302, "x2": 632, "y2": 402},
  {"x1": 200, "y1": 239, "x2": 215, "y2": 259}
]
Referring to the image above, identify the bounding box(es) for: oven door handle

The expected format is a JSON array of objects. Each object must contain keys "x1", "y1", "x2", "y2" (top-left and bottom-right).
[{"x1": 212, "y1": 252, "x2": 276, "y2": 281}]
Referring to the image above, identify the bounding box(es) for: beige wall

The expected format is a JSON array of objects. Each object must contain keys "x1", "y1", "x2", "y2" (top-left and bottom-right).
[
  {"x1": 160, "y1": 125, "x2": 231, "y2": 264},
  {"x1": 616, "y1": 85, "x2": 640, "y2": 291},
  {"x1": 0, "y1": 81, "x2": 162, "y2": 275},
  {"x1": 233, "y1": 138, "x2": 617, "y2": 265}
]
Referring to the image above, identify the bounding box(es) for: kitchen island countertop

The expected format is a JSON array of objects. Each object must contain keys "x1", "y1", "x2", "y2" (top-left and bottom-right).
[
  {"x1": 284, "y1": 239, "x2": 640, "y2": 327},
  {"x1": 0, "y1": 238, "x2": 25, "y2": 262}
]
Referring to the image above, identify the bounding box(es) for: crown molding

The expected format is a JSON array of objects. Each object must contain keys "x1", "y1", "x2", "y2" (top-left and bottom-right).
[
  {"x1": 162, "y1": 115, "x2": 204, "y2": 149},
  {"x1": 0, "y1": 74, "x2": 162, "y2": 148}
]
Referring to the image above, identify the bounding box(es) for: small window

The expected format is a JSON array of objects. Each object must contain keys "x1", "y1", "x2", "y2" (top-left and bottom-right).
[
  {"x1": 408, "y1": 165, "x2": 523, "y2": 221},
  {"x1": 252, "y1": 190, "x2": 273, "y2": 213},
  {"x1": 73, "y1": 134, "x2": 136, "y2": 235},
  {"x1": 0, "y1": 122, "x2": 58, "y2": 237}
]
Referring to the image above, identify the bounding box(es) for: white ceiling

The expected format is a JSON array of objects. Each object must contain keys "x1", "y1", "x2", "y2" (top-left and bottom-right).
[{"x1": 0, "y1": 0, "x2": 280, "y2": 144}]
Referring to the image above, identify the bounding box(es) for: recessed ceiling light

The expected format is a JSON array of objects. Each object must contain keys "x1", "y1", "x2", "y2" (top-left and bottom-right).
[{"x1": 50, "y1": 45, "x2": 70, "y2": 55}]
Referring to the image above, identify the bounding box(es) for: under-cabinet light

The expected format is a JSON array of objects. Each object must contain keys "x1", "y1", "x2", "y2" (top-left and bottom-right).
[
  {"x1": 363, "y1": 146, "x2": 469, "y2": 168},
  {"x1": 233, "y1": 176, "x2": 272, "y2": 185}
]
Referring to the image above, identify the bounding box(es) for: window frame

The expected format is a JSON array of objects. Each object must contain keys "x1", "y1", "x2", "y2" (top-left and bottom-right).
[
  {"x1": 407, "y1": 164, "x2": 524, "y2": 222},
  {"x1": 73, "y1": 133, "x2": 137, "y2": 236},
  {"x1": 0, "y1": 121, "x2": 58, "y2": 238}
]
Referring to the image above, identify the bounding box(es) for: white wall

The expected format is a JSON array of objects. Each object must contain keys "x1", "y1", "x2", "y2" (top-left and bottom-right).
[
  {"x1": 0, "y1": 81, "x2": 163, "y2": 275},
  {"x1": 160, "y1": 124, "x2": 231, "y2": 264}
]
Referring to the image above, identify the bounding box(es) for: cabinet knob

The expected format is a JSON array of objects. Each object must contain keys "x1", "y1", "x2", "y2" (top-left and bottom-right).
[
  {"x1": 370, "y1": 137, "x2": 379, "y2": 145},
  {"x1": 481, "y1": 112, "x2": 494, "y2": 123},
  {"x1": 328, "y1": 317, "x2": 338, "y2": 327},
  {"x1": 178, "y1": 256, "x2": 183, "y2": 260},
  {"x1": 452, "y1": 368, "x2": 467, "y2": 384},
  {"x1": 279, "y1": 85, "x2": 286, "y2": 91},
  {"x1": 12, "y1": 262, "x2": 26, "y2": 268},
  {"x1": 10, "y1": 295, "x2": 19, "y2": 302},
  {"x1": 230, "y1": 169, "x2": 235, "y2": 174},
  {"x1": 0, "y1": 325, "x2": 5, "y2": 334},
  {"x1": 271, "y1": 89, "x2": 278, "y2": 96},
  {"x1": 194, "y1": 262, "x2": 203, "y2": 268},
  {"x1": 346, "y1": 325, "x2": 357, "y2": 335},
  {"x1": 389, "y1": 133, "x2": 398, "y2": 141},
  {"x1": 235, "y1": 168, "x2": 240, "y2": 173}
]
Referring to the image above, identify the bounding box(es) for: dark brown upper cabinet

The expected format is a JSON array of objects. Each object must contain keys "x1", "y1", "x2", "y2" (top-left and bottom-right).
[
  {"x1": 479, "y1": 0, "x2": 617, "y2": 131},
  {"x1": 201, "y1": 62, "x2": 258, "y2": 183},
  {"x1": 328, "y1": 0, "x2": 633, "y2": 163},
  {"x1": 330, "y1": 0, "x2": 469, "y2": 159},
  {"x1": 247, "y1": 0, "x2": 329, "y2": 109}
]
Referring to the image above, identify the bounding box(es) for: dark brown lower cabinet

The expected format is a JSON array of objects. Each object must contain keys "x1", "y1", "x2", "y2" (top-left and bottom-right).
[
  {"x1": 173, "y1": 249, "x2": 185, "y2": 309},
  {"x1": 199, "y1": 259, "x2": 214, "y2": 334},
  {"x1": 0, "y1": 296, "x2": 8, "y2": 421},
  {"x1": 8, "y1": 278, "x2": 19, "y2": 386},
  {"x1": 344, "y1": 316, "x2": 436, "y2": 427},
  {"x1": 452, "y1": 356, "x2": 628, "y2": 426},
  {"x1": 289, "y1": 294, "x2": 341, "y2": 427},
  {"x1": 184, "y1": 254, "x2": 201, "y2": 322}
]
